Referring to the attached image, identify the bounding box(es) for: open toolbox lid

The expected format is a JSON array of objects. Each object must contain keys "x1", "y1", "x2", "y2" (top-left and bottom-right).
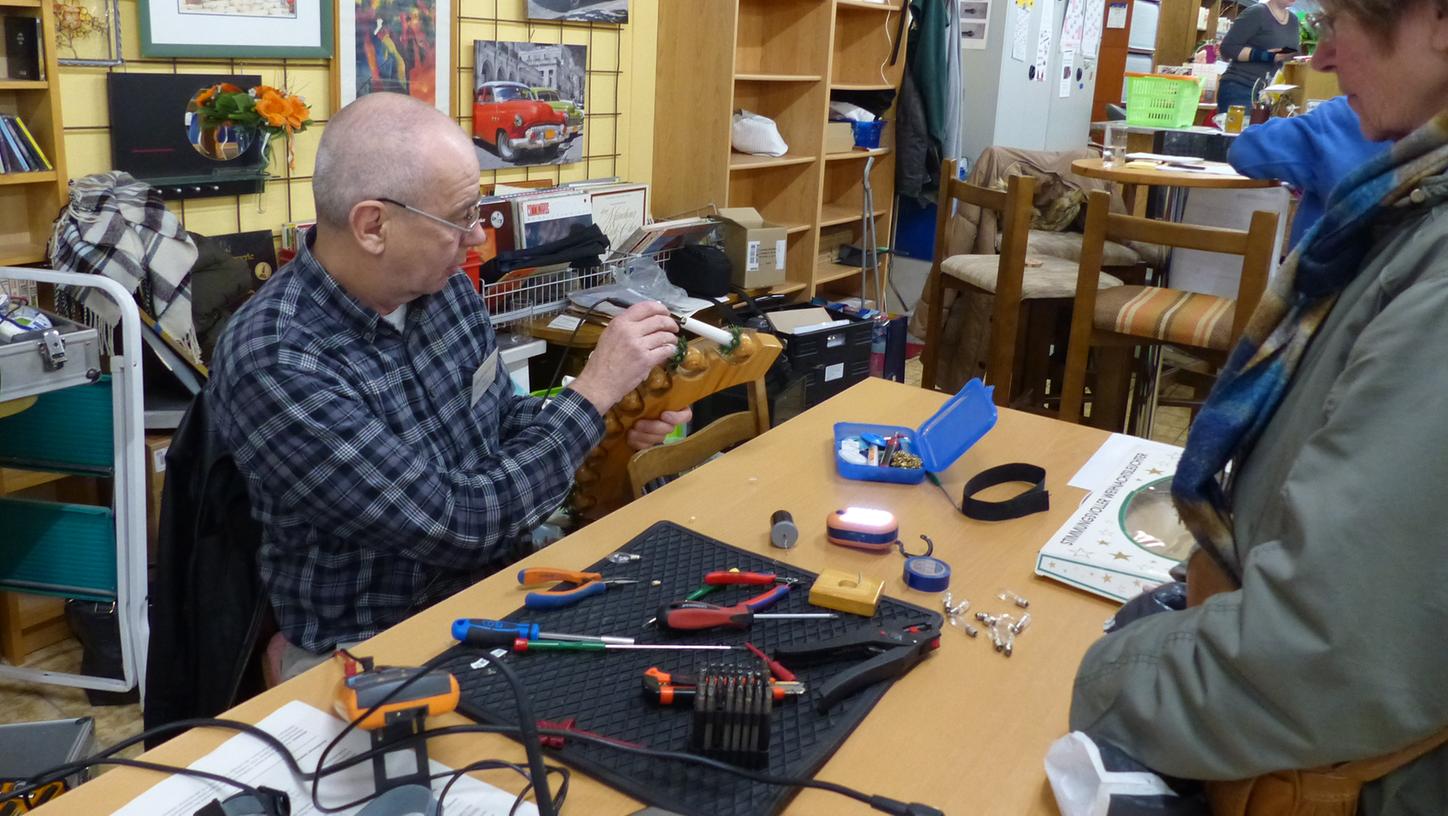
[{"x1": 916, "y1": 378, "x2": 998, "y2": 473}]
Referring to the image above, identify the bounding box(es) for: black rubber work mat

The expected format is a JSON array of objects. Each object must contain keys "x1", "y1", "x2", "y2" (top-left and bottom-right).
[{"x1": 437, "y1": 520, "x2": 942, "y2": 816}]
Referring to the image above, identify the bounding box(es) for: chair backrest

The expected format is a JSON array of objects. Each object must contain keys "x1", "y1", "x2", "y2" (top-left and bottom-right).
[
  {"x1": 571, "y1": 331, "x2": 781, "y2": 520},
  {"x1": 627, "y1": 411, "x2": 760, "y2": 499},
  {"x1": 924, "y1": 159, "x2": 1037, "y2": 400},
  {"x1": 1076, "y1": 188, "x2": 1279, "y2": 345}
]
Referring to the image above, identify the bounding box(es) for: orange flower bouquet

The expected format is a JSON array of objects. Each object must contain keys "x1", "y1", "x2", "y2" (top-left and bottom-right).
[{"x1": 193, "y1": 82, "x2": 313, "y2": 170}]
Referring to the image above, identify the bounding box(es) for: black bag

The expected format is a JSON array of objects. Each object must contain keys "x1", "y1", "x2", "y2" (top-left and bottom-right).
[
  {"x1": 64, "y1": 600, "x2": 139, "y2": 706},
  {"x1": 664, "y1": 245, "x2": 732, "y2": 299},
  {"x1": 689, "y1": 288, "x2": 803, "y2": 429},
  {"x1": 481, "y1": 223, "x2": 610, "y2": 284}
]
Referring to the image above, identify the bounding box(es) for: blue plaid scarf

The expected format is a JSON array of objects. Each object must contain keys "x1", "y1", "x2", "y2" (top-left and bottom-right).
[{"x1": 1172, "y1": 112, "x2": 1448, "y2": 579}]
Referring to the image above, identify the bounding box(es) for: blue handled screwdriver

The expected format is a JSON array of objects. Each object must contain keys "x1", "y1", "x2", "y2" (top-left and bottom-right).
[{"x1": 452, "y1": 618, "x2": 636, "y2": 646}]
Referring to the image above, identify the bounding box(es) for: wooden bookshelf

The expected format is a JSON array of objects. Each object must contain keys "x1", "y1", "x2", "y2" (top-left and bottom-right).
[
  {"x1": 653, "y1": 0, "x2": 906, "y2": 303},
  {"x1": 0, "y1": 0, "x2": 68, "y2": 269}
]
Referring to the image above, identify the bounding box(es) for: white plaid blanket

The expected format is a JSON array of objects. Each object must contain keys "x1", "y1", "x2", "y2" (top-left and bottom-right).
[{"x1": 49, "y1": 171, "x2": 200, "y2": 358}]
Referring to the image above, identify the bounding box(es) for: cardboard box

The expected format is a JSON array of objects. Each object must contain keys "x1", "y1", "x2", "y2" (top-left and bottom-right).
[
  {"x1": 715, "y1": 207, "x2": 787, "y2": 289},
  {"x1": 826, "y1": 121, "x2": 855, "y2": 154},
  {"x1": 1281, "y1": 61, "x2": 1341, "y2": 107},
  {"x1": 144, "y1": 434, "x2": 171, "y2": 564}
]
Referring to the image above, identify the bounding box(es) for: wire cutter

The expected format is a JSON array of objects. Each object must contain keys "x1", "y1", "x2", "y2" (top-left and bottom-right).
[
  {"x1": 517, "y1": 567, "x2": 641, "y2": 610},
  {"x1": 773, "y1": 621, "x2": 942, "y2": 712},
  {"x1": 646, "y1": 571, "x2": 799, "y2": 627}
]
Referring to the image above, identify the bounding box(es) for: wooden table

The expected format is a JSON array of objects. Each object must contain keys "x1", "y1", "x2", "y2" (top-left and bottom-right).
[
  {"x1": 39, "y1": 379, "x2": 1120, "y2": 816},
  {"x1": 1072, "y1": 157, "x2": 1277, "y2": 218}
]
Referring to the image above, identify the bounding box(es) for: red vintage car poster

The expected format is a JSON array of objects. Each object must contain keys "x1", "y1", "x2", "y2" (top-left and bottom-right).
[{"x1": 471, "y1": 40, "x2": 587, "y2": 171}]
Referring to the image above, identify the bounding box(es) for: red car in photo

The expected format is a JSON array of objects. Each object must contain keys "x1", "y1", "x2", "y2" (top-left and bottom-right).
[{"x1": 472, "y1": 81, "x2": 567, "y2": 163}]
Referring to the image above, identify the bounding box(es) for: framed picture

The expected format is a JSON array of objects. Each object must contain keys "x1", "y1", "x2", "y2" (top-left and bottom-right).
[
  {"x1": 527, "y1": 0, "x2": 627, "y2": 24},
  {"x1": 335, "y1": 0, "x2": 451, "y2": 116},
  {"x1": 138, "y1": 0, "x2": 332, "y2": 58},
  {"x1": 55, "y1": 0, "x2": 124, "y2": 67},
  {"x1": 470, "y1": 40, "x2": 585, "y2": 170}
]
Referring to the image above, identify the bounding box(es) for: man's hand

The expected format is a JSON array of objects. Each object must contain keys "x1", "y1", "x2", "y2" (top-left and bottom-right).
[
  {"x1": 569, "y1": 301, "x2": 680, "y2": 414},
  {"x1": 627, "y1": 407, "x2": 692, "y2": 451}
]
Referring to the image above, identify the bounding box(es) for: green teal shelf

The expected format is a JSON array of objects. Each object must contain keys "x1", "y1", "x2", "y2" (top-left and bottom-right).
[
  {"x1": 0, "y1": 496, "x2": 116, "y2": 601},
  {"x1": 0, "y1": 376, "x2": 113, "y2": 476}
]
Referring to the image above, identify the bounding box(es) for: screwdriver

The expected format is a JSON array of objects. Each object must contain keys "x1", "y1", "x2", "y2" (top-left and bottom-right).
[
  {"x1": 510, "y1": 639, "x2": 738, "y2": 653},
  {"x1": 656, "y1": 601, "x2": 838, "y2": 634},
  {"x1": 451, "y1": 618, "x2": 635, "y2": 646}
]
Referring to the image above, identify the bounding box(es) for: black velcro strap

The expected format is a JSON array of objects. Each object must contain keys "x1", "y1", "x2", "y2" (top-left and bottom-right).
[{"x1": 961, "y1": 463, "x2": 1049, "y2": 521}]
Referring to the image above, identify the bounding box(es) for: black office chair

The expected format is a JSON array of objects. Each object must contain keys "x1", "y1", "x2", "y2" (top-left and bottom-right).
[{"x1": 143, "y1": 391, "x2": 271, "y2": 747}]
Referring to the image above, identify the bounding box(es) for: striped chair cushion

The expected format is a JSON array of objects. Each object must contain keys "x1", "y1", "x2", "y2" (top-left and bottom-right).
[
  {"x1": 943, "y1": 254, "x2": 1124, "y2": 300},
  {"x1": 1093, "y1": 285, "x2": 1237, "y2": 351}
]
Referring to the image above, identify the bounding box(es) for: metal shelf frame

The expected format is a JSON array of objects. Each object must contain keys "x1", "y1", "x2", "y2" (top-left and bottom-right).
[{"x1": 0, "y1": 267, "x2": 148, "y2": 700}]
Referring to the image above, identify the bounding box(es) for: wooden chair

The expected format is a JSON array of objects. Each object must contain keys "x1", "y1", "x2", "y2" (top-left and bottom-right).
[
  {"x1": 1058, "y1": 189, "x2": 1279, "y2": 428},
  {"x1": 920, "y1": 162, "x2": 1129, "y2": 405},
  {"x1": 627, "y1": 411, "x2": 760, "y2": 499}
]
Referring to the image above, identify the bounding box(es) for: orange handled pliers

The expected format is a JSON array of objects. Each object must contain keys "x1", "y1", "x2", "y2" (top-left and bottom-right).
[{"x1": 517, "y1": 567, "x2": 641, "y2": 610}]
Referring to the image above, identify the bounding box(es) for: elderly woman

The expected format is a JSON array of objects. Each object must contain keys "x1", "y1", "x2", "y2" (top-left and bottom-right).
[{"x1": 1069, "y1": 0, "x2": 1448, "y2": 813}]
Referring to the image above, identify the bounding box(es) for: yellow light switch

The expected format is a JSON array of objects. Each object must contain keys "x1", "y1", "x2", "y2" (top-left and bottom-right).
[{"x1": 809, "y1": 569, "x2": 885, "y2": 617}]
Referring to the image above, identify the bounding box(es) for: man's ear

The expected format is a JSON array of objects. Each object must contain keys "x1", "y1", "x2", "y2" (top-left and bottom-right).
[{"x1": 350, "y1": 201, "x2": 388, "y2": 257}]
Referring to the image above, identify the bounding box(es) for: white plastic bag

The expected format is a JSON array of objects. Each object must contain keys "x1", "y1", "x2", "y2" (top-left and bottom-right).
[
  {"x1": 1045, "y1": 732, "x2": 1183, "y2": 816},
  {"x1": 731, "y1": 110, "x2": 789, "y2": 157}
]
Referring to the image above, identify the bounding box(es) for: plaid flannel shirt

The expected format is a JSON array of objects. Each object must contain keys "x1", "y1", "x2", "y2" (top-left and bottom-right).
[{"x1": 208, "y1": 235, "x2": 603, "y2": 652}]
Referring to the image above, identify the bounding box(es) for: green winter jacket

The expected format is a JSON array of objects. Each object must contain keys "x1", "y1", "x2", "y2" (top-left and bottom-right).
[{"x1": 1070, "y1": 171, "x2": 1448, "y2": 816}]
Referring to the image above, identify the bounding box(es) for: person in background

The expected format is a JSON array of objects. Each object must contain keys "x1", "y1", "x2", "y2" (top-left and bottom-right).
[
  {"x1": 1071, "y1": 0, "x2": 1448, "y2": 813},
  {"x1": 1218, "y1": 0, "x2": 1301, "y2": 113},
  {"x1": 1228, "y1": 95, "x2": 1392, "y2": 248},
  {"x1": 208, "y1": 92, "x2": 690, "y2": 678}
]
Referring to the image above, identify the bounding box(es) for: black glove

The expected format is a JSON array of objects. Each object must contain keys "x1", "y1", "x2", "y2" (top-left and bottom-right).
[
  {"x1": 1105, "y1": 581, "x2": 1187, "y2": 634},
  {"x1": 1250, "y1": 47, "x2": 1279, "y2": 63}
]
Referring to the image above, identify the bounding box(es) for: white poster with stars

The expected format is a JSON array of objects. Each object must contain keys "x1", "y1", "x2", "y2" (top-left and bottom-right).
[{"x1": 1036, "y1": 435, "x2": 1186, "y2": 602}]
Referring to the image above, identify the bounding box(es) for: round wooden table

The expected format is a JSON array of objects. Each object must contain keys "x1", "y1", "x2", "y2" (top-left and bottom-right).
[{"x1": 1072, "y1": 157, "x2": 1279, "y2": 218}]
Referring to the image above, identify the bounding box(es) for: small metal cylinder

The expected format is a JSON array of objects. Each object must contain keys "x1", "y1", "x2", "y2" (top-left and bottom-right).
[{"x1": 770, "y1": 509, "x2": 798, "y2": 549}]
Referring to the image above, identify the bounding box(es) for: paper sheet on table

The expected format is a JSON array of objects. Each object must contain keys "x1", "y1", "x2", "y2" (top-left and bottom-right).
[
  {"x1": 112, "y1": 700, "x2": 535, "y2": 816},
  {"x1": 1068, "y1": 433, "x2": 1184, "y2": 490},
  {"x1": 568, "y1": 287, "x2": 714, "y2": 318}
]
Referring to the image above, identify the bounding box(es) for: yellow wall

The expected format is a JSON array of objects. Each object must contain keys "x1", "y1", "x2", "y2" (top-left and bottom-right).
[{"x1": 57, "y1": 0, "x2": 658, "y2": 240}]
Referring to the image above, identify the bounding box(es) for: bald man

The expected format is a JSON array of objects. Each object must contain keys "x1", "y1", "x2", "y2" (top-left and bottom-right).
[{"x1": 207, "y1": 93, "x2": 688, "y2": 672}]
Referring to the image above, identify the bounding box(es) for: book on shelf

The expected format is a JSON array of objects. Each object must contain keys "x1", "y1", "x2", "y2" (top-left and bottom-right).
[
  {"x1": 0, "y1": 116, "x2": 35, "y2": 173},
  {"x1": 2, "y1": 16, "x2": 41, "y2": 82},
  {"x1": 280, "y1": 221, "x2": 315, "y2": 251},
  {"x1": 513, "y1": 189, "x2": 594, "y2": 250},
  {"x1": 210, "y1": 230, "x2": 280, "y2": 283},
  {"x1": 587, "y1": 183, "x2": 650, "y2": 257},
  {"x1": 8, "y1": 116, "x2": 51, "y2": 170},
  {"x1": 611, "y1": 216, "x2": 717, "y2": 258},
  {"x1": 476, "y1": 198, "x2": 519, "y2": 284}
]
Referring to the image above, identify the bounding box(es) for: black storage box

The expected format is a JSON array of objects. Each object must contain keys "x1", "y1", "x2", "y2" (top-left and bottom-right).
[{"x1": 767, "y1": 307, "x2": 873, "y2": 409}]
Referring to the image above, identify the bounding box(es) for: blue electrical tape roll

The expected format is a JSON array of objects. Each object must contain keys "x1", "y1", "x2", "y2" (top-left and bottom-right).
[{"x1": 903, "y1": 556, "x2": 951, "y2": 592}]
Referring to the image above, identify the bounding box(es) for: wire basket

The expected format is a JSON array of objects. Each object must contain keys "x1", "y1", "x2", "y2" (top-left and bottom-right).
[
  {"x1": 1124, "y1": 72, "x2": 1203, "y2": 129},
  {"x1": 481, "y1": 249, "x2": 677, "y2": 330}
]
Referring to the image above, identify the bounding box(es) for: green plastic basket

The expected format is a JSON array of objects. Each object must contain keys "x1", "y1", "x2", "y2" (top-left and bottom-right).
[{"x1": 1124, "y1": 72, "x2": 1203, "y2": 129}]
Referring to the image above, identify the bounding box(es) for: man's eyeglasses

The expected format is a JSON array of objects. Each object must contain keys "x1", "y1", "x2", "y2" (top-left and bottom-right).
[
  {"x1": 375, "y1": 197, "x2": 485, "y2": 234},
  {"x1": 1305, "y1": 10, "x2": 1336, "y2": 42}
]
